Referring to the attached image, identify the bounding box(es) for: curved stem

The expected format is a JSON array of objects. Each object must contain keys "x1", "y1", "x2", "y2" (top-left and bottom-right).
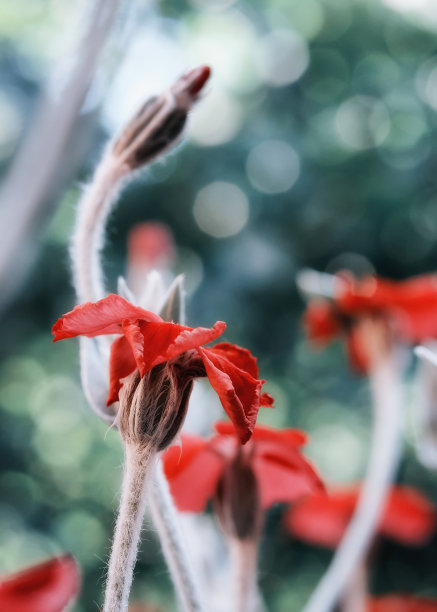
[
  {"x1": 103, "y1": 443, "x2": 153, "y2": 612},
  {"x1": 229, "y1": 538, "x2": 262, "y2": 612},
  {"x1": 302, "y1": 321, "x2": 402, "y2": 612},
  {"x1": 148, "y1": 458, "x2": 205, "y2": 612},
  {"x1": 71, "y1": 157, "x2": 127, "y2": 304}
]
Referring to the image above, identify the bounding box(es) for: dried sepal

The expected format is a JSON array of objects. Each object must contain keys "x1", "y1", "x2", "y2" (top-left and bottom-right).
[{"x1": 117, "y1": 351, "x2": 206, "y2": 453}]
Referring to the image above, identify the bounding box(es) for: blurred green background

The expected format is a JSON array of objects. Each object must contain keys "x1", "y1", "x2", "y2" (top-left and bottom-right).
[{"x1": 1, "y1": 0, "x2": 437, "y2": 609}]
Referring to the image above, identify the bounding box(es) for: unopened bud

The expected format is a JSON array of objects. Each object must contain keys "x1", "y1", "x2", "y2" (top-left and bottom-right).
[
  {"x1": 214, "y1": 446, "x2": 263, "y2": 541},
  {"x1": 112, "y1": 66, "x2": 210, "y2": 171},
  {"x1": 118, "y1": 352, "x2": 205, "y2": 453}
]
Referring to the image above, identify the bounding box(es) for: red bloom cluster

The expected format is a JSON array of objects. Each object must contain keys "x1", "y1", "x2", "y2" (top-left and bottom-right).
[
  {"x1": 303, "y1": 274, "x2": 437, "y2": 372},
  {"x1": 52, "y1": 294, "x2": 273, "y2": 443},
  {"x1": 368, "y1": 595, "x2": 437, "y2": 612},
  {"x1": 163, "y1": 422, "x2": 324, "y2": 513},
  {"x1": 0, "y1": 555, "x2": 80, "y2": 612},
  {"x1": 286, "y1": 485, "x2": 436, "y2": 548}
]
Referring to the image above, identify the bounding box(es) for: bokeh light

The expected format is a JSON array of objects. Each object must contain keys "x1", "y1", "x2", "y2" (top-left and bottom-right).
[
  {"x1": 246, "y1": 140, "x2": 300, "y2": 194},
  {"x1": 193, "y1": 181, "x2": 249, "y2": 238}
]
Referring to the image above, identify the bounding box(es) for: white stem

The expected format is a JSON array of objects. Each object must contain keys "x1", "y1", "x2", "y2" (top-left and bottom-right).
[
  {"x1": 229, "y1": 538, "x2": 262, "y2": 612},
  {"x1": 71, "y1": 157, "x2": 127, "y2": 304},
  {"x1": 148, "y1": 458, "x2": 205, "y2": 612},
  {"x1": 339, "y1": 562, "x2": 367, "y2": 612},
  {"x1": 302, "y1": 339, "x2": 402, "y2": 612},
  {"x1": 104, "y1": 443, "x2": 153, "y2": 612}
]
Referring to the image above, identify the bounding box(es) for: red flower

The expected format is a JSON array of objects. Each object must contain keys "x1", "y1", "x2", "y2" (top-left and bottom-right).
[
  {"x1": 303, "y1": 274, "x2": 437, "y2": 373},
  {"x1": 368, "y1": 595, "x2": 437, "y2": 612},
  {"x1": 163, "y1": 422, "x2": 324, "y2": 515},
  {"x1": 0, "y1": 555, "x2": 80, "y2": 612},
  {"x1": 52, "y1": 294, "x2": 272, "y2": 443},
  {"x1": 285, "y1": 485, "x2": 436, "y2": 548}
]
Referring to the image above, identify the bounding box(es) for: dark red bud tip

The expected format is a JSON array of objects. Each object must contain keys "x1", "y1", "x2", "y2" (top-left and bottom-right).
[{"x1": 186, "y1": 65, "x2": 211, "y2": 95}]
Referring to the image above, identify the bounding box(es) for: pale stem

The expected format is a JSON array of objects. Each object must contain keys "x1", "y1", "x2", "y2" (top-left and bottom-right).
[
  {"x1": 71, "y1": 157, "x2": 127, "y2": 304},
  {"x1": 229, "y1": 537, "x2": 262, "y2": 612},
  {"x1": 103, "y1": 443, "x2": 153, "y2": 612},
  {"x1": 148, "y1": 458, "x2": 206, "y2": 612},
  {"x1": 302, "y1": 318, "x2": 402, "y2": 612},
  {"x1": 339, "y1": 562, "x2": 367, "y2": 612}
]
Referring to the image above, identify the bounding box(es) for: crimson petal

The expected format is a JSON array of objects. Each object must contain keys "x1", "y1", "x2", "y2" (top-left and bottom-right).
[
  {"x1": 52, "y1": 294, "x2": 161, "y2": 341},
  {"x1": 0, "y1": 555, "x2": 80, "y2": 612},
  {"x1": 123, "y1": 320, "x2": 226, "y2": 375},
  {"x1": 254, "y1": 454, "x2": 323, "y2": 509},
  {"x1": 198, "y1": 347, "x2": 261, "y2": 444},
  {"x1": 107, "y1": 335, "x2": 138, "y2": 405},
  {"x1": 163, "y1": 434, "x2": 224, "y2": 512}
]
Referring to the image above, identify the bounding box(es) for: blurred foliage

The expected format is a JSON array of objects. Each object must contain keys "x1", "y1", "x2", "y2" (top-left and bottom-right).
[{"x1": 1, "y1": 0, "x2": 437, "y2": 610}]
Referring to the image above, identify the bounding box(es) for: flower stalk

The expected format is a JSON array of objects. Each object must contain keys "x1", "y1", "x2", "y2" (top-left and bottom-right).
[
  {"x1": 302, "y1": 316, "x2": 402, "y2": 612},
  {"x1": 103, "y1": 443, "x2": 153, "y2": 612},
  {"x1": 229, "y1": 537, "x2": 263, "y2": 612},
  {"x1": 149, "y1": 459, "x2": 205, "y2": 612}
]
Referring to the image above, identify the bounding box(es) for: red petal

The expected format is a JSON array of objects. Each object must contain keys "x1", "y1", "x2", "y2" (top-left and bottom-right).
[
  {"x1": 107, "y1": 335, "x2": 137, "y2": 405},
  {"x1": 209, "y1": 343, "x2": 260, "y2": 379},
  {"x1": 338, "y1": 275, "x2": 437, "y2": 342},
  {"x1": 163, "y1": 434, "x2": 224, "y2": 512},
  {"x1": 199, "y1": 347, "x2": 262, "y2": 444},
  {"x1": 303, "y1": 300, "x2": 341, "y2": 343},
  {"x1": 285, "y1": 488, "x2": 358, "y2": 548},
  {"x1": 52, "y1": 294, "x2": 161, "y2": 341},
  {"x1": 254, "y1": 454, "x2": 324, "y2": 509},
  {"x1": 379, "y1": 486, "x2": 436, "y2": 546},
  {"x1": 260, "y1": 392, "x2": 274, "y2": 407},
  {"x1": 123, "y1": 320, "x2": 226, "y2": 375},
  {"x1": 214, "y1": 421, "x2": 308, "y2": 447},
  {"x1": 369, "y1": 595, "x2": 437, "y2": 612},
  {"x1": 128, "y1": 222, "x2": 175, "y2": 271},
  {"x1": 251, "y1": 424, "x2": 308, "y2": 447},
  {"x1": 0, "y1": 555, "x2": 80, "y2": 612},
  {"x1": 286, "y1": 485, "x2": 436, "y2": 548}
]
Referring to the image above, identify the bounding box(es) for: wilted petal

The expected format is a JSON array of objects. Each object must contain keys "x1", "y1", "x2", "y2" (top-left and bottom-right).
[
  {"x1": 0, "y1": 555, "x2": 80, "y2": 612},
  {"x1": 209, "y1": 342, "x2": 260, "y2": 379},
  {"x1": 52, "y1": 293, "x2": 161, "y2": 341},
  {"x1": 198, "y1": 347, "x2": 261, "y2": 444},
  {"x1": 123, "y1": 320, "x2": 226, "y2": 375}
]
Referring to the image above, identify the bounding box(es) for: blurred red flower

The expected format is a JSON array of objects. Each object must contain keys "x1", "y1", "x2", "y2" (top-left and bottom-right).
[
  {"x1": 128, "y1": 222, "x2": 175, "y2": 272},
  {"x1": 163, "y1": 421, "x2": 324, "y2": 515},
  {"x1": 303, "y1": 274, "x2": 437, "y2": 372},
  {"x1": 52, "y1": 295, "x2": 272, "y2": 443},
  {"x1": 368, "y1": 595, "x2": 437, "y2": 612},
  {"x1": 286, "y1": 485, "x2": 436, "y2": 548},
  {"x1": 0, "y1": 555, "x2": 80, "y2": 612}
]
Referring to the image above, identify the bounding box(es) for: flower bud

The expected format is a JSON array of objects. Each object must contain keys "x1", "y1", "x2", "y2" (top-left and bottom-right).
[
  {"x1": 214, "y1": 446, "x2": 263, "y2": 541},
  {"x1": 111, "y1": 66, "x2": 210, "y2": 171},
  {"x1": 117, "y1": 351, "x2": 205, "y2": 453}
]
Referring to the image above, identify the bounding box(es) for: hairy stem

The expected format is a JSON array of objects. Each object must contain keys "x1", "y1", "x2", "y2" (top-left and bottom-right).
[
  {"x1": 302, "y1": 318, "x2": 402, "y2": 612},
  {"x1": 71, "y1": 157, "x2": 126, "y2": 304},
  {"x1": 229, "y1": 537, "x2": 262, "y2": 612},
  {"x1": 103, "y1": 443, "x2": 153, "y2": 612},
  {"x1": 148, "y1": 458, "x2": 205, "y2": 612}
]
